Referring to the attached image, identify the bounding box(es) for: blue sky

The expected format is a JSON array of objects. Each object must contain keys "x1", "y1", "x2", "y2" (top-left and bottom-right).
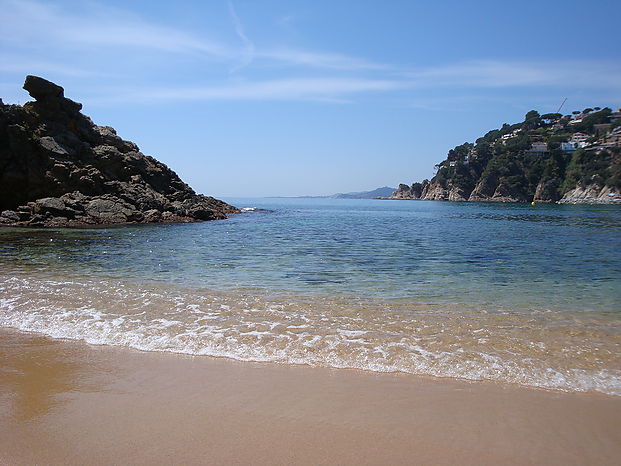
[{"x1": 2, "y1": 0, "x2": 620, "y2": 197}]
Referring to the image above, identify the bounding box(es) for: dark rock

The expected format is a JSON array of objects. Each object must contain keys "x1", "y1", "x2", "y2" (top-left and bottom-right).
[
  {"x1": 1, "y1": 210, "x2": 20, "y2": 222},
  {"x1": 491, "y1": 183, "x2": 529, "y2": 203},
  {"x1": 534, "y1": 179, "x2": 560, "y2": 202},
  {"x1": 39, "y1": 136, "x2": 72, "y2": 155},
  {"x1": 34, "y1": 197, "x2": 67, "y2": 216},
  {"x1": 24, "y1": 75, "x2": 64, "y2": 101},
  {"x1": 0, "y1": 76, "x2": 238, "y2": 227}
]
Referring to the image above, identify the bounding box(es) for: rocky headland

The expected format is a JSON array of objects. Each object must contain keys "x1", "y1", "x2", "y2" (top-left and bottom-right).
[
  {"x1": 391, "y1": 108, "x2": 621, "y2": 204},
  {"x1": 0, "y1": 76, "x2": 238, "y2": 227}
]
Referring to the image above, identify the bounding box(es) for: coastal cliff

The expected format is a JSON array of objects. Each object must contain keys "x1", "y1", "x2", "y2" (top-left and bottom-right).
[
  {"x1": 392, "y1": 108, "x2": 621, "y2": 203},
  {"x1": 0, "y1": 76, "x2": 238, "y2": 227}
]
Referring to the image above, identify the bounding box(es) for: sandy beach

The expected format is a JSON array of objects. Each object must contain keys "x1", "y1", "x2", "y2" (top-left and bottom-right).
[{"x1": 1, "y1": 327, "x2": 620, "y2": 465}]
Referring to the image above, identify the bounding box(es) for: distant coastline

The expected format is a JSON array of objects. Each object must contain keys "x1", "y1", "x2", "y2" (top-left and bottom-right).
[{"x1": 273, "y1": 186, "x2": 396, "y2": 200}]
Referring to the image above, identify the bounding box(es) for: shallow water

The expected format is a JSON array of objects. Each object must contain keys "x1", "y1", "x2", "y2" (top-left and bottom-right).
[{"x1": 1, "y1": 199, "x2": 620, "y2": 394}]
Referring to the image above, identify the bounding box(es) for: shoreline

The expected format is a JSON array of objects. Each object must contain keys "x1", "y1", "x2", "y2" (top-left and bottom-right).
[
  {"x1": 375, "y1": 196, "x2": 621, "y2": 204},
  {"x1": 2, "y1": 327, "x2": 620, "y2": 465}
]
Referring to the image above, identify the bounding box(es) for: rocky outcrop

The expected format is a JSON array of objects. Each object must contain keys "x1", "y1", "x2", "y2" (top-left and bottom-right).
[
  {"x1": 488, "y1": 183, "x2": 529, "y2": 203},
  {"x1": 0, "y1": 76, "x2": 238, "y2": 227},
  {"x1": 389, "y1": 181, "x2": 429, "y2": 199},
  {"x1": 467, "y1": 181, "x2": 528, "y2": 203},
  {"x1": 420, "y1": 182, "x2": 468, "y2": 201},
  {"x1": 533, "y1": 178, "x2": 561, "y2": 202},
  {"x1": 388, "y1": 184, "x2": 413, "y2": 199},
  {"x1": 559, "y1": 184, "x2": 621, "y2": 204}
]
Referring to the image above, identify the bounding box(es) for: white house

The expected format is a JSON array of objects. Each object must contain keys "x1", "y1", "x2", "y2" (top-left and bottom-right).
[
  {"x1": 570, "y1": 132, "x2": 589, "y2": 143},
  {"x1": 561, "y1": 142, "x2": 578, "y2": 152},
  {"x1": 527, "y1": 142, "x2": 548, "y2": 154}
]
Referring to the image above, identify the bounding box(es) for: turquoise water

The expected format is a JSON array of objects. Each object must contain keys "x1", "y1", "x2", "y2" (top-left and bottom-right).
[
  {"x1": 1, "y1": 199, "x2": 620, "y2": 394},
  {"x1": 3, "y1": 198, "x2": 620, "y2": 310}
]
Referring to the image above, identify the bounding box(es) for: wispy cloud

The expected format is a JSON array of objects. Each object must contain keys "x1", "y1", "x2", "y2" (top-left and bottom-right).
[
  {"x1": 0, "y1": 0, "x2": 384, "y2": 72},
  {"x1": 228, "y1": 1, "x2": 256, "y2": 72},
  {"x1": 259, "y1": 49, "x2": 388, "y2": 71},
  {"x1": 2, "y1": 0, "x2": 620, "y2": 107},
  {"x1": 0, "y1": 55, "x2": 111, "y2": 78},
  {"x1": 88, "y1": 61, "x2": 621, "y2": 103},
  {"x1": 91, "y1": 78, "x2": 404, "y2": 104},
  {"x1": 404, "y1": 60, "x2": 621, "y2": 89},
  {"x1": 1, "y1": 0, "x2": 232, "y2": 58}
]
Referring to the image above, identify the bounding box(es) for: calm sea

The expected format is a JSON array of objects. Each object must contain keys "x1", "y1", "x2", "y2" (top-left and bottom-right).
[{"x1": 1, "y1": 199, "x2": 620, "y2": 394}]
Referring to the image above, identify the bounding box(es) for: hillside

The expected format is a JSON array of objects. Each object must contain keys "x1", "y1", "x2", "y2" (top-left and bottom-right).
[
  {"x1": 393, "y1": 108, "x2": 621, "y2": 203},
  {"x1": 0, "y1": 76, "x2": 238, "y2": 227},
  {"x1": 292, "y1": 187, "x2": 397, "y2": 199},
  {"x1": 331, "y1": 186, "x2": 396, "y2": 199}
]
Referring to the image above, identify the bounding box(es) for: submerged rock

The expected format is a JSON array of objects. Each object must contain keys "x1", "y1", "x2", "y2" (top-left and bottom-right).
[{"x1": 0, "y1": 76, "x2": 238, "y2": 227}]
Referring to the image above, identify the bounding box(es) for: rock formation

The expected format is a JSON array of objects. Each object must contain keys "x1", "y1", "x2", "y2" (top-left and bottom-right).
[
  {"x1": 0, "y1": 76, "x2": 238, "y2": 227},
  {"x1": 559, "y1": 183, "x2": 620, "y2": 204},
  {"x1": 389, "y1": 181, "x2": 430, "y2": 200}
]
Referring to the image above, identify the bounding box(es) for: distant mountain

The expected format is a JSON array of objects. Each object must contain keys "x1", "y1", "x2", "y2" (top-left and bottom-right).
[
  {"x1": 330, "y1": 187, "x2": 396, "y2": 199},
  {"x1": 288, "y1": 187, "x2": 396, "y2": 199}
]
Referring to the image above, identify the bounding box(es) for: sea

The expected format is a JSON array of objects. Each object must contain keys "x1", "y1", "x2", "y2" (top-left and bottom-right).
[{"x1": 1, "y1": 198, "x2": 620, "y2": 395}]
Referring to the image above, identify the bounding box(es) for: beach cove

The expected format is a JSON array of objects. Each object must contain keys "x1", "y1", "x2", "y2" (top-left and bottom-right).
[{"x1": 2, "y1": 198, "x2": 621, "y2": 463}]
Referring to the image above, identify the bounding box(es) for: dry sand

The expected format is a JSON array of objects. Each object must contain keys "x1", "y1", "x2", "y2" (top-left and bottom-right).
[{"x1": 1, "y1": 327, "x2": 620, "y2": 465}]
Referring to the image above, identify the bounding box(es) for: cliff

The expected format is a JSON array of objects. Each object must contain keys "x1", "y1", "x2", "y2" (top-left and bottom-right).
[
  {"x1": 392, "y1": 108, "x2": 621, "y2": 204},
  {"x1": 0, "y1": 76, "x2": 238, "y2": 227}
]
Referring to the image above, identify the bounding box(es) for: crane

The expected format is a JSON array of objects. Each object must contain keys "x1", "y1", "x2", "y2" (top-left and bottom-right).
[{"x1": 556, "y1": 97, "x2": 568, "y2": 114}]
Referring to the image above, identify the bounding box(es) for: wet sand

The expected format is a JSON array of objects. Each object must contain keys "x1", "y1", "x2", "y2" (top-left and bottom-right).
[{"x1": 1, "y1": 327, "x2": 620, "y2": 465}]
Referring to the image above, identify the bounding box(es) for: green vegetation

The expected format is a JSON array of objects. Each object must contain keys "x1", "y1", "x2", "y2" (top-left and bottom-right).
[{"x1": 427, "y1": 106, "x2": 621, "y2": 201}]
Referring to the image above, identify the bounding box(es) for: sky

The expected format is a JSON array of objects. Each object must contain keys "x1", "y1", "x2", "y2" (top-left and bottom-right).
[{"x1": 1, "y1": 0, "x2": 620, "y2": 197}]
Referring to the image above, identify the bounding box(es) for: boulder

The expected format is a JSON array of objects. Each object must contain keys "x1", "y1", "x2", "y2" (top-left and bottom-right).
[{"x1": 23, "y1": 75, "x2": 64, "y2": 101}]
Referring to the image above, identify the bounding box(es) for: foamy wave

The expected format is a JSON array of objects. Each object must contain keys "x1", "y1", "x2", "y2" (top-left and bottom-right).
[{"x1": 1, "y1": 273, "x2": 620, "y2": 396}]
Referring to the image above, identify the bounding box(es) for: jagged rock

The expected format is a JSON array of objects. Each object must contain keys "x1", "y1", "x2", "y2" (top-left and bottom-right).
[
  {"x1": 420, "y1": 182, "x2": 467, "y2": 201},
  {"x1": 534, "y1": 179, "x2": 560, "y2": 202},
  {"x1": 0, "y1": 210, "x2": 20, "y2": 222},
  {"x1": 34, "y1": 197, "x2": 69, "y2": 216},
  {"x1": 489, "y1": 183, "x2": 529, "y2": 203},
  {"x1": 389, "y1": 181, "x2": 430, "y2": 200},
  {"x1": 39, "y1": 136, "x2": 72, "y2": 155},
  {"x1": 0, "y1": 75, "x2": 238, "y2": 227},
  {"x1": 23, "y1": 75, "x2": 64, "y2": 101},
  {"x1": 390, "y1": 184, "x2": 416, "y2": 199},
  {"x1": 560, "y1": 184, "x2": 621, "y2": 204}
]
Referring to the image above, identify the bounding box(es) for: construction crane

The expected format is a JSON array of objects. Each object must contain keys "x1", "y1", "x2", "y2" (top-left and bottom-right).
[{"x1": 557, "y1": 97, "x2": 568, "y2": 114}]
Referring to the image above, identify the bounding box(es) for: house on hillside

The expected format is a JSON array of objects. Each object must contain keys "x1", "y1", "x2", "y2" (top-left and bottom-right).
[
  {"x1": 561, "y1": 142, "x2": 578, "y2": 152},
  {"x1": 526, "y1": 141, "x2": 548, "y2": 155},
  {"x1": 601, "y1": 127, "x2": 621, "y2": 147},
  {"x1": 500, "y1": 129, "x2": 520, "y2": 143},
  {"x1": 570, "y1": 133, "x2": 589, "y2": 145}
]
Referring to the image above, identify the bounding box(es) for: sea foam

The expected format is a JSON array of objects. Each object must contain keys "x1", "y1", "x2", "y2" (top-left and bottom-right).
[{"x1": 1, "y1": 272, "x2": 620, "y2": 396}]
